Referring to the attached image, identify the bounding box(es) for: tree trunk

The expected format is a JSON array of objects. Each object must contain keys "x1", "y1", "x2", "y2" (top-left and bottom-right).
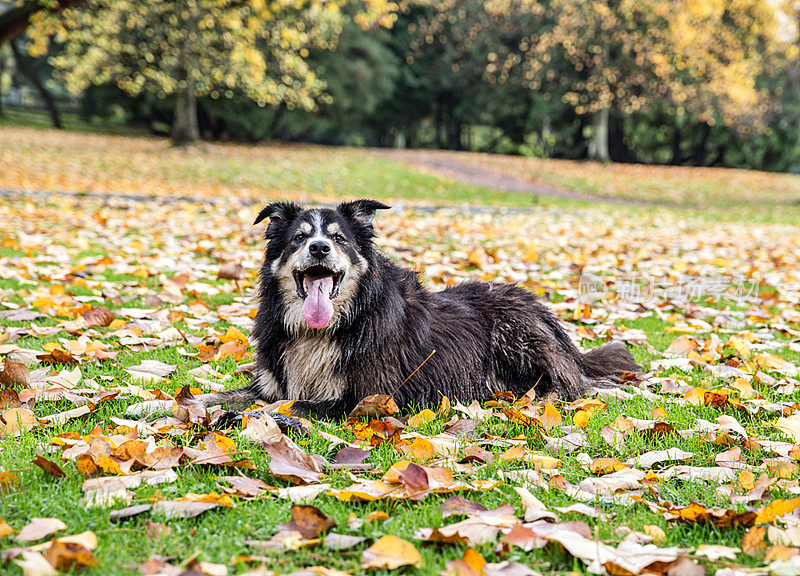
[
  {"x1": 0, "y1": 51, "x2": 5, "y2": 116},
  {"x1": 170, "y1": 77, "x2": 200, "y2": 145},
  {"x1": 690, "y1": 123, "x2": 711, "y2": 166},
  {"x1": 671, "y1": 124, "x2": 683, "y2": 165},
  {"x1": 10, "y1": 40, "x2": 61, "y2": 129},
  {"x1": 589, "y1": 107, "x2": 610, "y2": 162}
]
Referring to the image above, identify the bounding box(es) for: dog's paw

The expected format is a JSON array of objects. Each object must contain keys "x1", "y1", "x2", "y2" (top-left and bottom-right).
[
  {"x1": 268, "y1": 412, "x2": 306, "y2": 434},
  {"x1": 125, "y1": 399, "x2": 172, "y2": 419},
  {"x1": 209, "y1": 410, "x2": 244, "y2": 430}
]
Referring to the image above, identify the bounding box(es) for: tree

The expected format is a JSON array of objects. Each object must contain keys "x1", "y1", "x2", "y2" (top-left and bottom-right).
[
  {"x1": 0, "y1": 0, "x2": 85, "y2": 45},
  {"x1": 26, "y1": 0, "x2": 397, "y2": 144},
  {"x1": 486, "y1": 0, "x2": 784, "y2": 162}
]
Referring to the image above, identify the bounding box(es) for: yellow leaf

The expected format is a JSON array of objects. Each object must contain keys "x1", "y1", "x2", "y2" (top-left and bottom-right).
[
  {"x1": 538, "y1": 402, "x2": 562, "y2": 429},
  {"x1": 407, "y1": 409, "x2": 436, "y2": 428},
  {"x1": 573, "y1": 409, "x2": 591, "y2": 428},
  {"x1": 360, "y1": 535, "x2": 422, "y2": 569},
  {"x1": 643, "y1": 525, "x2": 666, "y2": 544},
  {"x1": 591, "y1": 458, "x2": 626, "y2": 474},
  {"x1": 219, "y1": 327, "x2": 249, "y2": 345},
  {"x1": 755, "y1": 497, "x2": 800, "y2": 525}
]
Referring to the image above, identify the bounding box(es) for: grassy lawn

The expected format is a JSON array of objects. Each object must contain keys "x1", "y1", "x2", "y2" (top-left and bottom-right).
[
  {"x1": 2, "y1": 128, "x2": 800, "y2": 575},
  {"x1": 415, "y1": 149, "x2": 800, "y2": 207}
]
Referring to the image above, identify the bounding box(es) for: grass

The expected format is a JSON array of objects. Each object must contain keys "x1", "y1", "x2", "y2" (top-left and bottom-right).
[
  {"x1": 1, "y1": 123, "x2": 800, "y2": 575},
  {"x1": 418, "y1": 149, "x2": 800, "y2": 207}
]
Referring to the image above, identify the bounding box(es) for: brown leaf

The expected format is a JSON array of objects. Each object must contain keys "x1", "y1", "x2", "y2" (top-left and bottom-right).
[
  {"x1": 742, "y1": 525, "x2": 767, "y2": 556},
  {"x1": 444, "y1": 418, "x2": 478, "y2": 437},
  {"x1": 360, "y1": 535, "x2": 422, "y2": 570},
  {"x1": 215, "y1": 341, "x2": 248, "y2": 361},
  {"x1": 220, "y1": 476, "x2": 270, "y2": 498},
  {"x1": 81, "y1": 306, "x2": 115, "y2": 327},
  {"x1": 218, "y1": 261, "x2": 245, "y2": 280},
  {"x1": 333, "y1": 446, "x2": 370, "y2": 466},
  {"x1": 460, "y1": 446, "x2": 494, "y2": 464},
  {"x1": 397, "y1": 462, "x2": 430, "y2": 499},
  {"x1": 0, "y1": 360, "x2": 29, "y2": 388},
  {"x1": 440, "y1": 495, "x2": 488, "y2": 518},
  {"x1": 263, "y1": 436, "x2": 321, "y2": 484},
  {"x1": 277, "y1": 505, "x2": 335, "y2": 539},
  {"x1": 0, "y1": 388, "x2": 22, "y2": 409},
  {"x1": 174, "y1": 385, "x2": 207, "y2": 425},
  {"x1": 144, "y1": 521, "x2": 172, "y2": 539},
  {"x1": 501, "y1": 525, "x2": 547, "y2": 552},
  {"x1": 43, "y1": 540, "x2": 99, "y2": 570},
  {"x1": 348, "y1": 394, "x2": 399, "y2": 419},
  {"x1": 38, "y1": 349, "x2": 78, "y2": 365},
  {"x1": 32, "y1": 455, "x2": 66, "y2": 478}
]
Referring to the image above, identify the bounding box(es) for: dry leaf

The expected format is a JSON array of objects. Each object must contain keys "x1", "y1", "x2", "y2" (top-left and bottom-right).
[
  {"x1": 16, "y1": 518, "x2": 67, "y2": 542},
  {"x1": 360, "y1": 535, "x2": 422, "y2": 570},
  {"x1": 277, "y1": 505, "x2": 335, "y2": 539}
]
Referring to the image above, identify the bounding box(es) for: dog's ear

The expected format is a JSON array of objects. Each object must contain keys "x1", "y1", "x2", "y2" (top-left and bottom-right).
[
  {"x1": 337, "y1": 199, "x2": 391, "y2": 228},
  {"x1": 254, "y1": 202, "x2": 302, "y2": 232}
]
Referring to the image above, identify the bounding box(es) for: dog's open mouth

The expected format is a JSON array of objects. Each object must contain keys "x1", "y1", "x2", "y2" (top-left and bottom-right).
[{"x1": 293, "y1": 266, "x2": 342, "y2": 329}]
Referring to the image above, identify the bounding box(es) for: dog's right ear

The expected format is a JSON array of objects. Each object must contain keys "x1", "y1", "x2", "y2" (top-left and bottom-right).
[{"x1": 254, "y1": 202, "x2": 302, "y2": 237}]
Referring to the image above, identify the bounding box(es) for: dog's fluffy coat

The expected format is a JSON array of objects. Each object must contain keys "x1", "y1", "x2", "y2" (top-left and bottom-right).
[{"x1": 185, "y1": 199, "x2": 640, "y2": 420}]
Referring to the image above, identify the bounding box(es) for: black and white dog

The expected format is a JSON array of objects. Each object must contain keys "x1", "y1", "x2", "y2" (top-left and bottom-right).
[{"x1": 128, "y1": 199, "x2": 639, "y2": 421}]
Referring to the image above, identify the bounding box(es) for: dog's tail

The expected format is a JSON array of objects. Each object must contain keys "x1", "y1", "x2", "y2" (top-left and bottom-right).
[{"x1": 581, "y1": 340, "x2": 640, "y2": 385}]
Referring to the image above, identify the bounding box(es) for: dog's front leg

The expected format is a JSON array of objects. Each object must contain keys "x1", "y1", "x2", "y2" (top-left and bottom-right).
[{"x1": 288, "y1": 398, "x2": 350, "y2": 420}]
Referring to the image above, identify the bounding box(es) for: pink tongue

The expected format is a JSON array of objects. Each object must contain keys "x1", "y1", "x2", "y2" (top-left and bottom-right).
[{"x1": 302, "y1": 276, "x2": 334, "y2": 329}]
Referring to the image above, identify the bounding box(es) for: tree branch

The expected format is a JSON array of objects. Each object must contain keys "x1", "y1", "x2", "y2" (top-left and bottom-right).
[{"x1": 0, "y1": 0, "x2": 85, "y2": 45}]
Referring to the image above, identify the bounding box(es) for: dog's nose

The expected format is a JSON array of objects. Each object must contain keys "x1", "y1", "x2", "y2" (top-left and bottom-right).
[{"x1": 308, "y1": 241, "x2": 331, "y2": 259}]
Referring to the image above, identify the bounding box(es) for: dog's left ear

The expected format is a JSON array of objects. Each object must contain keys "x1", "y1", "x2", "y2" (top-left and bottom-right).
[
  {"x1": 254, "y1": 202, "x2": 302, "y2": 226},
  {"x1": 254, "y1": 202, "x2": 303, "y2": 238},
  {"x1": 337, "y1": 199, "x2": 391, "y2": 228}
]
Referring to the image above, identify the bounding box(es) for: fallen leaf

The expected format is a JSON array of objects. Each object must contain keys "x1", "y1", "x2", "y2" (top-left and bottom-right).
[
  {"x1": 277, "y1": 505, "x2": 335, "y2": 539},
  {"x1": 0, "y1": 360, "x2": 29, "y2": 388},
  {"x1": 263, "y1": 436, "x2": 321, "y2": 484},
  {"x1": 43, "y1": 540, "x2": 99, "y2": 570},
  {"x1": 16, "y1": 518, "x2": 67, "y2": 542},
  {"x1": 348, "y1": 394, "x2": 399, "y2": 419},
  {"x1": 360, "y1": 535, "x2": 422, "y2": 570},
  {"x1": 32, "y1": 455, "x2": 66, "y2": 478}
]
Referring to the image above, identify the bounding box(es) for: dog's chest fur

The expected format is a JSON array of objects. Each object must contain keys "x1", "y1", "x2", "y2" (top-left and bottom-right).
[{"x1": 283, "y1": 332, "x2": 346, "y2": 401}]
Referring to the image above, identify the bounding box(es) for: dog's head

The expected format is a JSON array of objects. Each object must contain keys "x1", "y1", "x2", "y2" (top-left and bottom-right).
[{"x1": 254, "y1": 199, "x2": 390, "y2": 332}]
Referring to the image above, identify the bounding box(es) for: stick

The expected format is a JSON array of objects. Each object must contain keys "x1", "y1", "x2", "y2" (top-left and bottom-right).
[{"x1": 391, "y1": 349, "x2": 436, "y2": 396}]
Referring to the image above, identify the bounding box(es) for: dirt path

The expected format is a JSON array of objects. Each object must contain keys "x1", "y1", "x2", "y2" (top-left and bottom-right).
[{"x1": 380, "y1": 149, "x2": 650, "y2": 205}]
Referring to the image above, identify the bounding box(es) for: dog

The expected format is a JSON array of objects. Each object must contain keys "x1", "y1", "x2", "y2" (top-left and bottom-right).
[{"x1": 127, "y1": 199, "x2": 639, "y2": 423}]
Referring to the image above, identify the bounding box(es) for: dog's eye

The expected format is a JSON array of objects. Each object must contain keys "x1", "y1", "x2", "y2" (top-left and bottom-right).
[
  {"x1": 332, "y1": 234, "x2": 346, "y2": 244},
  {"x1": 294, "y1": 233, "x2": 306, "y2": 242}
]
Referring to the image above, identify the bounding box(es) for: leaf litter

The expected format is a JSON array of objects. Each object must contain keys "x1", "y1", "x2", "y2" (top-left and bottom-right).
[{"x1": 2, "y1": 192, "x2": 800, "y2": 574}]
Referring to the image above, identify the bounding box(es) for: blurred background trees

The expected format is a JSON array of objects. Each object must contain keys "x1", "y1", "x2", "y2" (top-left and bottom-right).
[{"x1": 0, "y1": 0, "x2": 798, "y2": 171}]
